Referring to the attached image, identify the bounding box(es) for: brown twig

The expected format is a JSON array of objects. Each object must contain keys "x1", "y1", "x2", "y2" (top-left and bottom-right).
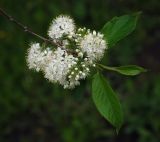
[
  {"x1": 0, "y1": 7, "x2": 59, "y2": 46},
  {"x1": 0, "y1": 8, "x2": 79, "y2": 56}
]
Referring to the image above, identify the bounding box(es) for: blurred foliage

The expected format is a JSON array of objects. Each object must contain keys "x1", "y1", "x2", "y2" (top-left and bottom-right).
[{"x1": 0, "y1": 0, "x2": 160, "y2": 142}]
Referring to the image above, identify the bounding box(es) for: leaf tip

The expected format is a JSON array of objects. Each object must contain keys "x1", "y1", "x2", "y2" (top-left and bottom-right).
[
  {"x1": 115, "y1": 127, "x2": 121, "y2": 135},
  {"x1": 140, "y1": 67, "x2": 147, "y2": 73},
  {"x1": 135, "y1": 11, "x2": 142, "y2": 16}
]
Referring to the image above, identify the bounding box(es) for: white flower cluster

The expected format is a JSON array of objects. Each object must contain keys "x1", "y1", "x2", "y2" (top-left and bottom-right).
[
  {"x1": 48, "y1": 15, "x2": 75, "y2": 40},
  {"x1": 27, "y1": 15, "x2": 107, "y2": 89}
]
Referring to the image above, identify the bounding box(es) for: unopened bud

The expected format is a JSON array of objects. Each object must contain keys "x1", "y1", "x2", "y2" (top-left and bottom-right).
[
  {"x1": 82, "y1": 73, "x2": 86, "y2": 76},
  {"x1": 82, "y1": 64, "x2": 85, "y2": 67},
  {"x1": 71, "y1": 72, "x2": 74, "y2": 75},
  {"x1": 79, "y1": 71, "x2": 82, "y2": 74},
  {"x1": 84, "y1": 58, "x2": 88, "y2": 61},
  {"x1": 93, "y1": 30, "x2": 96, "y2": 35},
  {"x1": 86, "y1": 68, "x2": 89, "y2": 71},
  {"x1": 75, "y1": 68, "x2": 78, "y2": 71},
  {"x1": 78, "y1": 52, "x2": 83, "y2": 58},
  {"x1": 75, "y1": 49, "x2": 79, "y2": 52},
  {"x1": 68, "y1": 75, "x2": 72, "y2": 79}
]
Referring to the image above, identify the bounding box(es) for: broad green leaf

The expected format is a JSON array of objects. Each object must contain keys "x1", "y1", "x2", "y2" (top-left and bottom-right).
[
  {"x1": 99, "y1": 64, "x2": 147, "y2": 76},
  {"x1": 101, "y1": 12, "x2": 140, "y2": 47},
  {"x1": 92, "y1": 72, "x2": 123, "y2": 130}
]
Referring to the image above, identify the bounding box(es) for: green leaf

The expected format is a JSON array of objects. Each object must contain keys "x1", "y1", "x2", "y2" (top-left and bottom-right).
[
  {"x1": 99, "y1": 64, "x2": 147, "y2": 76},
  {"x1": 101, "y1": 12, "x2": 141, "y2": 47},
  {"x1": 92, "y1": 72, "x2": 123, "y2": 130}
]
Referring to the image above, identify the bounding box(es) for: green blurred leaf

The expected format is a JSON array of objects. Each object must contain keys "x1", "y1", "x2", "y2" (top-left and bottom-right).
[
  {"x1": 101, "y1": 12, "x2": 140, "y2": 47},
  {"x1": 92, "y1": 72, "x2": 123, "y2": 130},
  {"x1": 99, "y1": 64, "x2": 147, "y2": 76}
]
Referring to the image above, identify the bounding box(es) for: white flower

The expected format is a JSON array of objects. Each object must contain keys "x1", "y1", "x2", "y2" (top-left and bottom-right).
[
  {"x1": 80, "y1": 31, "x2": 107, "y2": 61},
  {"x1": 27, "y1": 43, "x2": 50, "y2": 72},
  {"x1": 48, "y1": 15, "x2": 75, "y2": 40},
  {"x1": 44, "y1": 47, "x2": 77, "y2": 86},
  {"x1": 27, "y1": 15, "x2": 109, "y2": 89}
]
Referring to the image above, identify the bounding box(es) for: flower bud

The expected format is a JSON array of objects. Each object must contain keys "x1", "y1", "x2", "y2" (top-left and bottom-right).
[{"x1": 78, "y1": 52, "x2": 83, "y2": 58}]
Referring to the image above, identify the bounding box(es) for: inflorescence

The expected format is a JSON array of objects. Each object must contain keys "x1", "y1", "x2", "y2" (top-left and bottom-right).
[{"x1": 27, "y1": 15, "x2": 108, "y2": 89}]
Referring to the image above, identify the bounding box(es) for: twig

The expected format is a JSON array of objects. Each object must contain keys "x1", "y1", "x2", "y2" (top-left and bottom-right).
[
  {"x1": 0, "y1": 7, "x2": 59, "y2": 46},
  {"x1": 0, "y1": 8, "x2": 77, "y2": 55}
]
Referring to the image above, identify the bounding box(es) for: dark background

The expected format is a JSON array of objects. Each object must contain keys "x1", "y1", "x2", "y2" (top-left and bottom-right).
[{"x1": 0, "y1": 0, "x2": 160, "y2": 142}]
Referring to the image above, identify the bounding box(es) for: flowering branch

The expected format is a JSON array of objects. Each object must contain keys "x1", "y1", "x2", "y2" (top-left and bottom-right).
[
  {"x1": 0, "y1": 9, "x2": 146, "y2": 131},
  {"x1": 0, "y1": 7, "x2": 59, "y2": 46}
]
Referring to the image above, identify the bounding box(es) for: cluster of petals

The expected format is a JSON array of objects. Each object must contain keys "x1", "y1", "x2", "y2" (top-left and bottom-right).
[
  {"x1": 80, "y1": 31, "x2": 106, "y2": 61},
  {"x1": 27, "y1": 15, "x2": 107, "y2": 89},
  {"x1": 48, "y1": 15, "x2": 75, "y2": 40}
]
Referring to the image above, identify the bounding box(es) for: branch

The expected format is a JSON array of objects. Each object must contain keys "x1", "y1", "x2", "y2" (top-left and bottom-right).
[{"x1": 0, "y1": 7, "x2": 59, "y2": 46}]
